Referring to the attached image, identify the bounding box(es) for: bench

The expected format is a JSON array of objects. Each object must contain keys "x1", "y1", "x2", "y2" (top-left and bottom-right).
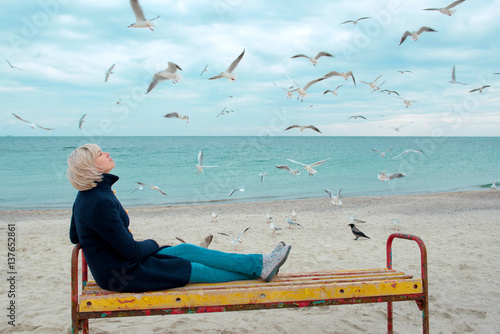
[{"x1": 71, "y1": 233, "x2": 429, "y2": 333}]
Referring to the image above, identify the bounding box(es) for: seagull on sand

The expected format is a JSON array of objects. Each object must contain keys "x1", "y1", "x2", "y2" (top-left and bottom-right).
[
  {"x1": 128, "y1": 0, "x2": 159, "y2": 30},
  {"x1": 372, "y1": 148, "x2": 393, "y2": 157},
  {"x1": 218, "y1": 227, "x2": 250, "y2": 250},
  {"x1": 269, "y1": 218, "x2": 281, "y2": 234},
  {"x1": 275, "y1": 165, "x2": 300, "y2": 176},
  {"x1": 379, "y1": 121, "x2": 414, "y2": 132},
  {"x1": 423, "y1": 0, "x2": 466, "y2": 16},
  {"x1": 350, "y1": 213, "x2": 366, "y2": 224},
  {"x1": 131, "y1": 182, "x2": 167, "y2": 195},
  {"x1": 378, "y1": 171, "x2": 406, "y2": 182},
  {"x1": 287, "y1": 157, "x2": 331, "y2": 176},
  {"x1": 399, "y1": 27, "x2": 437, "y2": 45},
  {"x1": 209, "y1": 49, "x2": 245, "y2": 81},
  {"x1": 176, "y1": 234, "x2": 213, "y2": 248},
  {"x1": 164, "y1": 112, "x2": 189, "y2": 126},
  {"x1": 286, "y1": 216, "x2": 302, "y2": 229},
  {"x1": 397, "y1": 97, "x2": 416, "y2": 108},
  {"x1": 211, "y1": 211, "x2": 219, "y2": 222},
  {"x1": 392, "y1": 149, "x2": 423, "y2": 160},
  {"x1": 5, "y1": 59, "x2": 21, "y2": 70},
  {"x1": 348, "y1": 224, "x2": 370, "y2": 240},
  {"x1": 289, "y1": 77, "x2": 327, "y2": 102},
  {"x1": 469, "y1": 85, "x2": 490, "y2": 93},
  {"x1": 449, "y1": 65, "x2": 467, "y2": 85},
  {"x1": 323, "y1": 70, "x2": 356, "y2": 87},
  {"x1": 340, "y1": 17, "x2": 371, "y2": 25},
  {"x1": 290, "y1": 52, "x2": 334, "y2": 66},
  {"x1": 346, "y1": 115, "x2": 367, "y2": 121},
  {"x1": 259, "y1": 172, "x2": 267, "y2": 183},
  {"x1": 323, "y1": 85, "x2": 345, "y2": 96},
  {"x1": 325, "y1": 188, "x2": 342, "y2": 206},
  {"x1": 361, "y1": 73, "x2": 385, "y2": 92},
  {"x1": 145, "y1": 62, "x2": 182, "y2": 94},
  {"x1": 104, "y1": 64, "x2": 115, "y2": 82},
  {"x1": 78, "y1": 114, "x2": 87, "y2": 130},
  {"x1": 196, "y1": 150, "x2": 217, "y2": 174},
  {"x1": 12, "y1": 113, "x2": 54, "y2": 130},
  {"x1": 228, "y1": 186, "x2": 245, "y2": 197},
  {"x1": 285, "y1": 125, "x2": 322, "y2": 133}
]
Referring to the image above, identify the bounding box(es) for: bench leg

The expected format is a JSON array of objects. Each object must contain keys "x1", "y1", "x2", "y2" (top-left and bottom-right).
[
  {"x1": 387, "y1": 301, "x2": 393, "y2": 334},
  {"x1": 82, "y1": 319, "x2": 89, "y2": 334}
]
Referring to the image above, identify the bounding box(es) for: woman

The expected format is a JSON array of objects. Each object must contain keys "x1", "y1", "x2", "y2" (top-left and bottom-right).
[{"x1": 67, "y1": 143, "x2": 291, "y2": 293}]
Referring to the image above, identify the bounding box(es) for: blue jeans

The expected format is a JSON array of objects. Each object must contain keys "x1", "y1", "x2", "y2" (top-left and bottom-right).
[{"x1": 157, "y1": 244, "x2": 263, "y2": 283}]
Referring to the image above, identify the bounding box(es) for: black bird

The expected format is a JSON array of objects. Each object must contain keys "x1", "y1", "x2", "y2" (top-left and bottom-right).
[{"x1": 348, "y1": 224, "x2": 370, "y2": 240}]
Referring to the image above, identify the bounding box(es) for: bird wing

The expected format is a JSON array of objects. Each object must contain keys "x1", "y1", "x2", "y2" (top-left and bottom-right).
[
  {"x1": 384, "y1": 148, "x2": 394, "y2": 154},
  {"x1": 208, "y1": 74, "x2": 223, "y2": 80},
  {"x1": 145, "y1": 75, "x2": 161, "y2": 94},
  {"x1": 226, "y1": 49, "x2": 245, "y2": 73},
  {"x1": 12, "y1": 113, "x2": 31, "y2": 124},
  {"x1": 275, "y1": 165, "x2": 291, "y2": 171},
  {"x1": 79, "y1": 114, "x2": 86, "y2": 129},
  {"x1": 291, "y1": 54, "x2": 310, "y2": 60},
  {"x1": 200, "y1": 64, "x2": 208, "y2": 76},
  {"x1": 337, "y1": 188, "x2": 343, "y2": 196},
  {"x1": 302, "y1": 77, "x2": 325, "y2": 91},
  {"x1": 373, "y1": 73, "x2": 384, "y2": 83},
  {"x1": 36, "y1": 124, "x2": 55, "y2": 131},
  {"x1": 238, "y1": 227, "x2": 250, "y2": 240},
  {"x1": 305, "y1": 125, "x2": 321, "y2": 133},
  {"x1": 347, "y1": 71, "x2": 356, "y2": 86},
  {"x1": 284, "y1": 125, "x2": 300, "y2": 131},
  {"x1": 417, "y1": 26, "x2": 437, "y2": 34},
  {"x1": 371, "y1": 149, "x2": 382, "y2": 154},
  {"x1": 175, "y1": 237, "x2": 187, "y2": 244},
  {"x1": 399, "y1": 31, "x2": 411, "y2": 45},
  {"x1": 446, "y1": 0, "x2": 466, "y2": 9},
  {"x1": 340, "y1": 20, "x2": 354, "y2": 25},
  {"x1": 357, "y1": 17, "x2": 371, "y2": 21},
  {"x1": 167, "y1": 62, "x2": 182, "y2": 72},
  {"x1": 198, "y1": 150, "x2": 203, "y2": 165},
  {"x1": 218, "y1": 232, "x2": 234, "y2": 239},
  {"x1": 335, "y1": 84, "x2": 345, "y2": 90},
  {"x1": 391, "y1": 151, "x2": 405, "y2": 159},
  {"x1": 310, "y1": 158, "x2": 331, "y2": 167},
  {"x1": 155, "y1": 187, "x2": 167, "y2": 196},
  {"x1": 104, "y1": 64, "x2": 115, "y2": 82},
  {"x1": 323, "y1": 70, "x2": 340, "y2": 78},
  {"x1": 388, "y1": 172, "x2": 406, "y2": 180},
  {"x1": 286, "y1": 158, "x2": 306, "y2": 167},
  {"x1": 314, "y1": 51, "x2": 334, "y2": 60},
  {"x1": 324, "y1": 188, "x2": 334, "y2": 199},
  {"x1": 451, "y1": 65, "x2": 456, "y2": 81},
  {"x1": 130, "y1": 0, "x2": 146, "y2": 21},
  {"x1": 164, "y1": 112, "x2": 180, "y2": 118},
  {"x1": 228, "y1": 188, "x2": 236, "y2": 197}
]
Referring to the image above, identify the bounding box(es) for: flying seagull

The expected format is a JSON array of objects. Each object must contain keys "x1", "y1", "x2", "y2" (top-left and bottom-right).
[
  {"x1": 323, "y1": 85, "x2": 346, "y2": 96},
  {"x1": 325, "y1": 188, "x2": 342, "y2": 206},
  {"x1": 5, "y1": 59, "x2": 21, "y2": 70},
  {"x1": 259, "y1": 172, "x2": 267, "y2": 183},
  {"x1": 346, "y1": 115, "x2": 367, "y2": 121},
  {"x1": 290, "y1": 52, "x2": 334, "y2": 66},
  {"x1": 78, "y1": 114, "x2": 87, "y2": 130},
  {"x1": 397, "y1": 97, "x2": 416, "y2": 108},
  {"x1": 285, "y1": 125, "x2": 321, "y2": 133},
  {"x1": 397, "y1": 70, "x2": 412, "y2": 74},
  {"x1": 275, "y1": 165, "x2": 300, "y2": 176},
  {"x1": 348, "y1": 224, "x2": 370, "y2": 240},
  {"x1": 196, "y1": 150, "x2": 217, "y2": 174},
  {"x1": 131, "y1": 182, "x2": 167, "y2": 195},
  {"x1": 371, "y1": 148, "x2": 393, "y2": 157},
  {"x1": 469, "y1": 85, "x2": 490, "y2": 93},
  {"x1": 209, "y1": 49, "x2": 245, "y2": 81},
  {"x1": 377, "y1": 171, "x2": 406, "y2": 182},
  {"x1": 399, "y1": 27, "x2": 437, "y2": 45},
  {"x1": 323, "y1": 70, "x2": 356, "y2": 87},
  {"x1": 423, "y1": 0, "x2": 466, "y2": 16},
  {"x1": 288, "y1": 77, "x2": 326, "y2": 102},
  {"x1": 340, "y1": 17, "x2": 371, "y2": 25},
  {"x1": 128, "y1": 0, "x2": 159, "y2": 30},
  {"x1": 218, "y1": 227, "x2": 250, "y2": 250},
  {"x1": 379, "y1": 121, "x2": 414, "y2": 132},
  {"x1": 146, "y1": 62, "x2": 182, "y2": 94},
  {"x1": 164, "y1": 112, "x2": 189, "y2": 126},
  {"x1": 104, "y1": 64, "x2": 115, "y2": 82},
  {"x1": 360, "y1": 73, "x2": 385, "y2": 92},
  {"x1": 287, "y1": 157, "x2": 331, "y2": 175},
  {"x1": 12, "y1": 113, "x2": 54, "y2": 130},
  {"x1": 228, "y1": 186, "x2": 245, "y2": 197},
  {"x1": 392, "y1": 149, "x2": 423, "y2": 160},
  {"x1": 380, "y1": 89, "x2": 400, "y2": 96},
  {"x1": 449, "y1": 65, "x2": 467, "y2": 85}
]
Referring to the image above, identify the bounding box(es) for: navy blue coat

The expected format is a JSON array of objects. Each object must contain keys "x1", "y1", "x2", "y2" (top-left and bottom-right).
[{"x1": 69, "y1": 173, "x2": 191, "y2": 292}]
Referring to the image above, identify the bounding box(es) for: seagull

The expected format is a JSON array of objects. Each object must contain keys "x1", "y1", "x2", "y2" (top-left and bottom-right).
[
  {"x1": 218, "y1": 227, "x2": 250, "y2": 250},
  {"x1": 399, "y1": 27, "x2": 437, "y2": 45},
  {"x1": 285, "y1": 125, "x2": 321, "y2": 133},
  {"x1": 104, "y1": 64, "x2": 115, "y2": 83},
  {"x1": 449, "y1": 65, "x2": 467, "y2": 85},
  {"x1": 391, "y1": 149, "x2": 423, "y2": 160},
  {"x1": 491, "y1": 181, "x2": 497, "y2": 191},
  {"x1": 290, "y1": 208, "x2": 297, "y2": 221},
  {"x1": 128, "y1": 0, "x2": 159, "y2": 30},
  {"x1": 397, "y1": 70, "x2": 412, "y2": 74},
  {"x1": 340, "y1": 17, "x2": 371, "y2": 25},
  {"x1": 228, "y1": 186, "x2": 245, "y2": 197},
  {"x1": 78, "y1": 114, "x2": 87, "y2": 130},
  {"x1": 176, "y1": 234, "x2": 213, "y2": 248},
  {"x1": 469, "y1": 85, "x2": 490, "y2": 93},
  {"x1": 196, "y1": 150, "x2": 217, "y2": 175},
  {"x1": 12, "y1": 113, "x2": 54, "y2": 130},
  {"x1": 392, "y1": 219, "x2": 402, "y2": 231},
  {"x1": 323, "y1": 70, "x2": 356, "y2": 87},
  {"x1": 132, "y1": 182, "x2": 167, "y2": 195},
  {"x1": 325, "y1": 188, "x2": 342, "y2": 206},
  {"x1": 423, "y1": 0, "x2": 466, "y2": 16},
  {"x1": 351, "y1": 213, "x2": 366, "y2": 224},
  {"x1": 380, "y1": 89, "x2": 400, "y2": 96},
  {"x1": 348, "y1": 224, "x2": 370, "y2": 240},
  {"x1": 379, "y1": 121, "x2": 414, "y2": 132},
  {"x1": 371, "y1": 148, "x2": 393, "y2": 157},
  {"x1": 274, "y1": 82, "x2": 296, "y2": 99},
  {"x1": 275, "y1": 165, "x2": 300, "y2": 176},
  {"x1": 286, "y1": 216, "x2": 302, "y2": 229},
  {"x1": 259, "y1": 172, "x2": 267, "y2": 183},
  {"x1": 216, "y1": 106, "x2": 235, "y2": 117},
  {"x1": 346, "y1": 115, "x2": 367, "y2": 121},
  {"x1": 164, "y1": 112, "x2": 189, "y2": 126},
  {"x1": 5, "y1": 59, "x2": 21, "y2": 70},
  {"x1": 286, "y1": 157, "x2": 331, "y2": 176},
  {"x1": 269, "y1": 218, "x2": 281, "y2": 234},
  {"x1": 377, "y1": 171, "x2": 406, "y2": 182},
  {"x1": 323, "y1": 85, "x2": 346, "y2": 96},
  {"x1": 211, "y1": 211, "x2": 219, "y2": 222},
  {"x1": 289, "y1": 77, "x2": 327, "y2": 102},
  {"x1": 396, "y1": 97, "x2": 416, "y2": 108},
  {"x1": 145, "y1": 62, "x2": 182, "y2": 94},
  {"x1": 200, "y1": 64, "x2": 208, "y2": 76},
  {"x1": 360, "y1": 73, "x2": 384, "y2": 92},
  {"x1": 290, "y1": 52, "x2": 334, "y2": 66},
  {"x1": 209, "y1": 49, "x2": 245, "y2": 81}
]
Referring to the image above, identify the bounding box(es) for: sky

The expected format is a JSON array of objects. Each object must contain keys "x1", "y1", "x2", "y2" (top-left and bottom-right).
[{"x1": 1, "y1": 0, "x2": 499, "y2": 137}]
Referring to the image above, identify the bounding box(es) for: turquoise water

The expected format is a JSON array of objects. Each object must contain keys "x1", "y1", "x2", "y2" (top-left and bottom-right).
[{"x1": 0, "y1": 136, "x2": 498, "y2": 210}]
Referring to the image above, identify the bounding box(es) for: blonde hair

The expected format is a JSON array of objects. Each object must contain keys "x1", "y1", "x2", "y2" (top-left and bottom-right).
[{"x1": 67, "y1": 143, "x2": 104, "y2": 191}]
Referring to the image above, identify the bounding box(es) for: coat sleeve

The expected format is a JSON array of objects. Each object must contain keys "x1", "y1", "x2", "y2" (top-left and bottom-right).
[
  {"x1": 90, "y1": 198, "x2": 160, "y2": 261},
  {"x1": 69, "y1": 210, "x2": 80, "y2": 244}
]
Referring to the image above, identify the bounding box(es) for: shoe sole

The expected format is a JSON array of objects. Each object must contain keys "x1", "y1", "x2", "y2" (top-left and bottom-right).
[{"x1": 265, "y1": 245, "x2": 291, "y2": 282}]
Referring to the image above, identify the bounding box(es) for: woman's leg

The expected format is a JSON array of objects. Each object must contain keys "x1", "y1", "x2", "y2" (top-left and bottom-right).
[
  {"x1": 189, "y1": 262, "x2": 258, "y2": 283},
  {"x1": 157, "y1": 244, "x2": 263, "y2": 276}
]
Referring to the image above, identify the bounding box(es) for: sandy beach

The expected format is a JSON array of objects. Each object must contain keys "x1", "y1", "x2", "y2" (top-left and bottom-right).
[{"x1": 1, "y1": 190, "x2": 499, "y2": 333}]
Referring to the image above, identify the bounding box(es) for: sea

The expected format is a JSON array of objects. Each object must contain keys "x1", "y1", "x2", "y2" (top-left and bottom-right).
[{"x1": 0, "y1": 136, "x2": 498, "y2": 210}]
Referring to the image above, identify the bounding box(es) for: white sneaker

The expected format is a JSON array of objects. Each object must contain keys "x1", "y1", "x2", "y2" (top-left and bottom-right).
[{"x1": 261, "y1": 245, "x2": 291, "y2": 282}]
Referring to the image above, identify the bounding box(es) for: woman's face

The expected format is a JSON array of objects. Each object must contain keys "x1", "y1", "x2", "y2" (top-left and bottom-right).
[{"x1": 95, "y1": 148, "x2": 115, "y2": 173}]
